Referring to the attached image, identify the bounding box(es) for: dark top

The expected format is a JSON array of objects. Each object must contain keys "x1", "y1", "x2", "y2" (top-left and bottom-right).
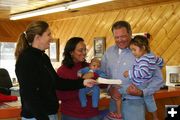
[
  {"x1": 15, "y1": 47, "x2": 85, "y2": 120},
  {"x1": 56, "y1": 62, "x2": 99, "y2": 118}
]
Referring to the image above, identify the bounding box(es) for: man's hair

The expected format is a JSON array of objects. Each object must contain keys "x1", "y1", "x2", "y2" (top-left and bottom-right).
[{"x1": 111, "y1": 21, "x2": 132, "y2": 35}]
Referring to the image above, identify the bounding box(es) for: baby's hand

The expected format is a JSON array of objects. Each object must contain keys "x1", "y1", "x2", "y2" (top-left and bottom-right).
[
  {"x1": 82, "y1": 72, "x2": 94, "y2": 79},
  {"x1": 123, "y1": 71, "x2": 129, "y2": 78},
  {"x1": 83, "y1": 79, "x2": 97, "y2": 87},
  {"x1": 77, "y1": 72, "x2": 82, "y2": 77}
]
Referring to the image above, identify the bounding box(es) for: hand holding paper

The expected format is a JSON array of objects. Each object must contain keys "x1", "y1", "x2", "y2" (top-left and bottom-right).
[{"x1": 97, "y1": 77, "x2": 122, "y2": 85}]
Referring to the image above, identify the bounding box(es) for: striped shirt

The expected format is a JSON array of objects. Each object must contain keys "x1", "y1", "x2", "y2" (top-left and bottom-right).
[{"x1": 129, "y1": 53, "x2": 163, "y2": 86}]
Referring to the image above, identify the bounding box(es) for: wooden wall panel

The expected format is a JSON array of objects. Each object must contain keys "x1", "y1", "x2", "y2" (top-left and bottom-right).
[
  {"x1": 0, "y1": 21, "x2": 31, "y2": 42},
  {"x1": 48, "y1": 1, "x2": 180, "y2": 79}
]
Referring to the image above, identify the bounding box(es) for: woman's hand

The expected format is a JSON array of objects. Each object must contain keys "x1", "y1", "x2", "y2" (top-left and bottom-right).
[
  {"x1": 126, "y1": 84, "x2": 143, "y2": 96},
  {"x1": 82, "y1": 72, "x2": 94, "y2": 79},
  {"x1": 109, "y1": 86, "x2": 121, "y2": 100},
  {"x1": 83, "y1": 79, "x2": 97, "y2": 87}
]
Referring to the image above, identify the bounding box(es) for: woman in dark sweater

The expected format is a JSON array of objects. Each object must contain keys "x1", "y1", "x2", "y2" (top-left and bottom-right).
[
  {"x1": 15, "y1": 21, "x2": 96, "y2": 120},
  {"x1": 56, "y1": 37, "x2": 100, "y2": 120}
]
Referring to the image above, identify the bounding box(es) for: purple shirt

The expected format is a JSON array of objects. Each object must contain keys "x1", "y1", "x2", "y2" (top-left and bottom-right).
[{"x1": 129, "y1": 53, "x2": 163, "y2": 86}]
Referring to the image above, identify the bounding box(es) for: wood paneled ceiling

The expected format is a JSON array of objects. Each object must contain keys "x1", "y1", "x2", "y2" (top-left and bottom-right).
[
  {"x1": 0, "y1": 0, "x2": 72, "y2": 20},
  {"x1": 0, "y1": 0, "x2": 179, "y2": 21}
]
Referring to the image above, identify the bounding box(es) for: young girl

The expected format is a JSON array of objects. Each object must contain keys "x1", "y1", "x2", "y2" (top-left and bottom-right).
[{"x1": 123, "y1": 35, "x2": 163, "y2": 120}]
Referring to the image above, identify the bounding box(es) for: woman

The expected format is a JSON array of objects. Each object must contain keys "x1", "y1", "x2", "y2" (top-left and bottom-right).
[
  {"x1": 15, "y1": 21, "x2": 96, "y2": 120},
  {"x1": 56, "y1": 37, "x2": 100, "y2": 120}
]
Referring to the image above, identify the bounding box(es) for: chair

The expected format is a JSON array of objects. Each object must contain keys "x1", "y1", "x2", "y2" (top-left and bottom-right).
[{"x1": 0, "y1": 68, "x2": 13, "y2": 95}]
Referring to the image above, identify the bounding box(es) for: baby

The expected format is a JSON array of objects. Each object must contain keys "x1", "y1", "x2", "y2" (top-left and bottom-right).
[{"x1": 78, "y1": 57, "x2": 107, "y2": 108}]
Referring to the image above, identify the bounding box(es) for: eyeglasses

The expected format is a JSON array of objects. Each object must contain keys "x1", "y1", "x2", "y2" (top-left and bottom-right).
[{"x1": 76, "y1": 48, "x2": 87, "y2": 53}]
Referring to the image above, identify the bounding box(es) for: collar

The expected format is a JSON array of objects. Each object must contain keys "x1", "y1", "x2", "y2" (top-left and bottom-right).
[{"x1": 115, "y1": 45, "x2": 131, "y2": 54}]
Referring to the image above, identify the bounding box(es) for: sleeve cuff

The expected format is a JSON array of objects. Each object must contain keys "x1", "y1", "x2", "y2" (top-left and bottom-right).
[
  {"x1": 94, "y1": 72, "x2": 99, "y2": 79},
  {"x1": 119, "y1": 86, "x2": 128, "y2": 95}
]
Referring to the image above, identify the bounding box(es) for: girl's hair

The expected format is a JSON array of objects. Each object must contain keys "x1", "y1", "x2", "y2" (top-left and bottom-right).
[
  {"x1": 62, "y1": 37, "x2": 86, "y2": 68},
  {"x1": 15, "y1": 21, "x2": 49, "y2": 60},
  {"x1": 130, "y1": 35, "x2": 150, "y2": 53}
]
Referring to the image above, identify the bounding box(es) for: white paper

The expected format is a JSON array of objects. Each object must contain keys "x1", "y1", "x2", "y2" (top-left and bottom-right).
[
  {"x1": 10, "y1": 86, "x2": 19, "y2": 91},
  {"x1": 97, "y1": 77, "x2": 122, "y2": 85}
]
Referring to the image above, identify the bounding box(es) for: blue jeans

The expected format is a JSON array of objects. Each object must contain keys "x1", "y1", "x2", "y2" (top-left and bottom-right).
[
  {"x1": 138, "y1": 84, "x2": 157, "y2": 112},
  {"x1": 109, "y1": 95, "x2": 157, "y2": 113},
  {"x1": 22, "y1": 114, "x2": 58, "y2": 120},
  {"x1": 61, "y1": 114, "x2": 101, "y2": 120},
  {"x1": 122, "y1": 99, "x2": 145, "y2": 120},
  {"x1": 109, "y1": 98, "x2": 145, "y2": 120},
  {"x1": 79, "y1": 85, "x2": 100, "y2": 108},
  {"x1": 144, "y1": 95, "x2": 157, "y2": 112}
]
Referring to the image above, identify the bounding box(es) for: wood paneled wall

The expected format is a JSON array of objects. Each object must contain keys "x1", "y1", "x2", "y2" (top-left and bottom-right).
[
  {"x1": 49, "y1": 1, "x2": 180, "y2": 79},
  {"x1": 0, "y1": 20, "x2": 31, "y2": 42}
]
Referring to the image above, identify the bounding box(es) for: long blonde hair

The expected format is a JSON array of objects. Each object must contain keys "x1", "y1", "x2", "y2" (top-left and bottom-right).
[{"x1": 15, "y1": 21, "x2": 49, "y2": 60}]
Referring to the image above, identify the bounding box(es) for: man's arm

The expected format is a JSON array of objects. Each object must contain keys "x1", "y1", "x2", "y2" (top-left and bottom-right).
[{"x1": 127, "y1": 66, "x2": 164, "y2": 96}]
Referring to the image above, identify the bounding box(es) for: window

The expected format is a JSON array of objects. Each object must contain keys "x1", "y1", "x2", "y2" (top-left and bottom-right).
[
  {"x1": 0, "y1": 42, "x2": 16, "y2": 80},
  {"x1": 48, "y1": 39, "x2": 59, "y2": 62}
]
